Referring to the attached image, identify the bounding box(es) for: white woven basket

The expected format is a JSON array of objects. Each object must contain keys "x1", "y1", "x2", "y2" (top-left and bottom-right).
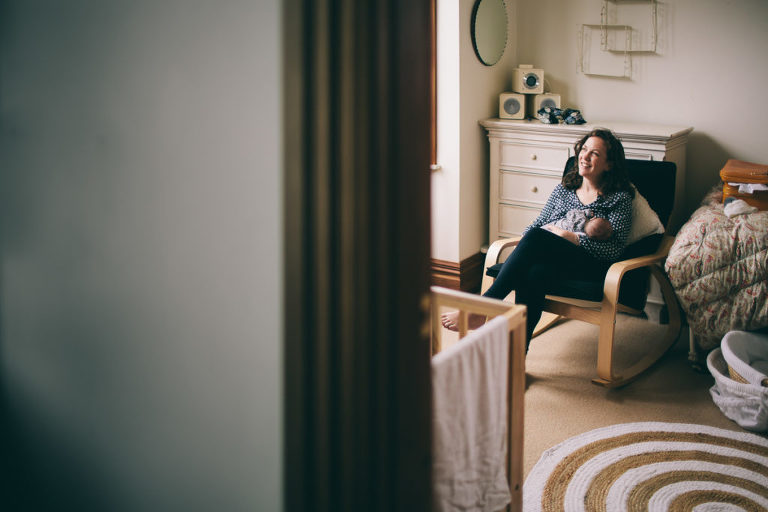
[
  {"x1": 721, "y1": 330, "x2": 768, "y2": 386},
  {"x1": 707, "y1": 347, "x2": 768, "y2": 432}
]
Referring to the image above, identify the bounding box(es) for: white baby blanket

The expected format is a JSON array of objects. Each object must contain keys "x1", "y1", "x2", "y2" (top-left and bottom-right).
[{"x1": 432, "y1": 315, "x2": 511, "y2": 512}]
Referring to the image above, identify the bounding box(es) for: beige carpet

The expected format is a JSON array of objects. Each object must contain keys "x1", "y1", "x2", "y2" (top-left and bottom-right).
[{"x1": 521, "y1": 314, "x2": 746, "y2": 480}]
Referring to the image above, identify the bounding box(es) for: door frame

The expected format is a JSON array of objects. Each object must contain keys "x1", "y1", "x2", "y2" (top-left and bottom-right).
[{"x1": 283, "y1": 1, "x2": 433, "y2": 510}]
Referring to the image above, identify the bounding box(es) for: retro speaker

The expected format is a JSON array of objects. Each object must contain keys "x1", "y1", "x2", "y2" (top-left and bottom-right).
[
  {"x1": 499, "y1": 92, "x2": 525, "y2": 119},
  {"x1": 512, "y1": 64, "x2": 544, "y2": 94},
  {"x1": 530, "y1": 93, "x2": 561, "y2": 113}
]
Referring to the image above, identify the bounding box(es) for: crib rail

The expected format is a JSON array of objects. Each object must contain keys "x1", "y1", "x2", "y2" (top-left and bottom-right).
[
  {"x1": 430, "y1": 286, "x2": 526, "y2": 512},
  {"x1": 430, "y1": 285, "x2": 525, "y2": 355}
]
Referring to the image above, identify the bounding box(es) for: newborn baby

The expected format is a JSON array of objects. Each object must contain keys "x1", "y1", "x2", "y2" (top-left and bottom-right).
[{"x1": 545, "y1": 209, "x2": 613, "y2": 240}]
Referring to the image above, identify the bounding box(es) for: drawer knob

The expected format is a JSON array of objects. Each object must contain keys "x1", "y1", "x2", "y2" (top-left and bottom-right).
[
  {"x1": 531, "y1": 186, "x2": 538, "y2": 193},
  {"x1": 530, "y1": 153, "x2": 537, "y2": 160}
]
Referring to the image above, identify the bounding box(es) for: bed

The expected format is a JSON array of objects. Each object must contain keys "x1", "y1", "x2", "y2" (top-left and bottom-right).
[{"x1": 664, "y1": 186, "x2": 768, "y2": 356}]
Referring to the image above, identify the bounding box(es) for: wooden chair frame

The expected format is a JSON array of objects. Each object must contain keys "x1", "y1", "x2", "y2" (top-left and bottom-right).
[
  {"x1": 430, "y1": 286, "x2": 526, "y2": 512},
  {"x1": 481, "y1": 234, "x2": 682, "y2": 388}
]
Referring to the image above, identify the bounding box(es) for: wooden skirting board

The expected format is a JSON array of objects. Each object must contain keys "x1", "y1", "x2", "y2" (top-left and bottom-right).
[{"x1": 430, "y1": 252, "x2": 484, "y2": 293}]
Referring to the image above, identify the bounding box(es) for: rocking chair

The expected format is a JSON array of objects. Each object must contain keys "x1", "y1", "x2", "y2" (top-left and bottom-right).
[{"x1": 481, "y1": 157, "x2": 682, "y2": 388}]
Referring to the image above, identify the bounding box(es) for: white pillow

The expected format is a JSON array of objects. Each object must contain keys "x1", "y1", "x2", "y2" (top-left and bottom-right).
[{"x1": 626, "y1": 188, "x2": 664, "y2": 245}]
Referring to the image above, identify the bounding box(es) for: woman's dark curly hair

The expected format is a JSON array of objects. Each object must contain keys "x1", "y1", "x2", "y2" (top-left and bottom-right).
[{"x1": 563, "y1": 128, "x2": 635, "y2": 198}]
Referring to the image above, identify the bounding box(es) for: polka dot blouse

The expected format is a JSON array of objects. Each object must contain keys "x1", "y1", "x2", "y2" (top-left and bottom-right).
[{"x1": 523, "y1": 184, "x2": 633, "y2": 262}]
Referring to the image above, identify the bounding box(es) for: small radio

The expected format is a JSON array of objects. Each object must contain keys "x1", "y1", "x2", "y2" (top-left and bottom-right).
[
  {"x1": 530, "y1": 93, "x2": 561, "y2": 113},
  {"x1": 512, "y1": 64, "x2": 544, "y2": 94},
  {"x1": 499, "y1": 92, "x2": 526, "y2": 120}
]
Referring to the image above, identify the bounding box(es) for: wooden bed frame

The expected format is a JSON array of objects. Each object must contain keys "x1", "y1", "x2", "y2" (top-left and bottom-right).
[{"x1": 430, "y1": 286, "x2": 526, "y2": 512}]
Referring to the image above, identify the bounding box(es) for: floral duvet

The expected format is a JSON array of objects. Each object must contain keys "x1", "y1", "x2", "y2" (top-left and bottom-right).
[{"x1": 665, "y1": 189, "x2": 768, "y2": 351}]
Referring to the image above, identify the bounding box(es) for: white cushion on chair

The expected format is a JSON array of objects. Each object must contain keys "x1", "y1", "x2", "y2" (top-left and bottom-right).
[{"x1": 626, "y1": 188, "x2": 664, "y2": 245}]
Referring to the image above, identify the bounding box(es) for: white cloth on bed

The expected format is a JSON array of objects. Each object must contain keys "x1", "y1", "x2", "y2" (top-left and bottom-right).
[
  {"x1": 432, "y1": 316, "x2": 511, "y2": 512},
  {"x1": 724, "y1": 198, "x2": 758, "y2": 217}
]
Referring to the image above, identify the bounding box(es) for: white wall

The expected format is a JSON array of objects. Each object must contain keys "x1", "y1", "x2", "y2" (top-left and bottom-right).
[
  {"x1": 0, "y1": 1, "x2": 282, "y2": 510},
  {"x1": 432, "y1": 0, "x2": 518, "y2": 262},
  {"x1": 517, "y1": 0, "x2": 768, "y2": 218}
]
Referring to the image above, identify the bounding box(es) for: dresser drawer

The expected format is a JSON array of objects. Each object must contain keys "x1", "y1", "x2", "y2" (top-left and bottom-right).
[
  {"x1": 500, "y1": 142, "x2": 569, "y2": 171},
  {"x1": 499, "y1": 171, "x2": 560, "y2": 206},
  {"x1": 498, "y1": 203, "x2": 541, "y2": 236}
]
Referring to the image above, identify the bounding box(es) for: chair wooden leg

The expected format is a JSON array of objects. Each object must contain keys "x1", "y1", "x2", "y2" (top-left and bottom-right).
[
  {"x1": 592, "y1": 266, "x2": 682, "y2": 388},
  {"x1": 531, "y1": 312, "x2": 563, "y2": 338},
  {"x1": 593, "y1": 300, "x2": 619, "y2": 386}
]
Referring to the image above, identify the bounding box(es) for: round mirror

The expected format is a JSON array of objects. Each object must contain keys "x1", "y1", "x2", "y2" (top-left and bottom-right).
[{"x1": 471, "y1": 0, "x2": 508, "y2": 66}]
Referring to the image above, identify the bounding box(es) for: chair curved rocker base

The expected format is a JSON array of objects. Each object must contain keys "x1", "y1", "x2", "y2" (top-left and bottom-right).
[
  {"x1": 548, "y1": 241, "x2": 682, "y2": 388},
  {"x1": 593, "y1": 241, "x2": 682, "y2": 388},
  {"x1": 531, "y1": 312, "x2": 566, "y2": 338},
  {"x1": 483, "y1": 235, "x2": 683, "y2": 388}
]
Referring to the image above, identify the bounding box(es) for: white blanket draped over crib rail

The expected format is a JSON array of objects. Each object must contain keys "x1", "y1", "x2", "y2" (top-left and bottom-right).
[{"x1": 432, "y1": 316, "x2": 511, "y2": 512}]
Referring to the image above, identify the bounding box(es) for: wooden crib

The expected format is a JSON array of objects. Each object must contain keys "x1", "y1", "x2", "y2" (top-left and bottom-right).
[{"x1": 430, "y1": 286, "x2": 526, "y2": 512}]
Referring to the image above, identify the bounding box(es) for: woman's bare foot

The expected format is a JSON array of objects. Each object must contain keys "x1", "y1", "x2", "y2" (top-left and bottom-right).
[{"x1": 440, "y1": 311, "x2": 487, "y2": 332}]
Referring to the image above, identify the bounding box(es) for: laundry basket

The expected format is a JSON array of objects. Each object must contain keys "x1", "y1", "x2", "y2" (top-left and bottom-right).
[
  {"x1": 707, "y1": 333, "x2": 768, "y2": 432},
  {"x1": 721, "y1": 330, "x2": 768, "y2": 386}
]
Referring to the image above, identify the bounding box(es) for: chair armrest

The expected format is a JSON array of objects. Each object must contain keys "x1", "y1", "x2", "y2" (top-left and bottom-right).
[
  {"x1": 486, "y1": 236, "x2": 523, "y2": 265},
  {"x1": 603, "y1": 235, "x2": 674, "y2": 301},
  {"x1": 481, "y1": 236, "x2": 522, "y2": 294}
]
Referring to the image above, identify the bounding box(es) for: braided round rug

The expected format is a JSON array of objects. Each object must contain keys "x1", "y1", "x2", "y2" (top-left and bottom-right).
[{"x1": 524, "y1": 422, "x2": 768, "y2": 511}]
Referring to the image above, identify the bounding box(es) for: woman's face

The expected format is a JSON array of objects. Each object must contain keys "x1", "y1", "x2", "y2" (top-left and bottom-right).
[{"x1": 578, "y1": 136, "x2": 611, "y2": 181}]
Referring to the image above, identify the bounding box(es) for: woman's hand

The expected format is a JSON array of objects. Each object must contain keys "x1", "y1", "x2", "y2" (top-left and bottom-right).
[{"x1": 543, "y1": 225, "x2": 580, "y2": 245}]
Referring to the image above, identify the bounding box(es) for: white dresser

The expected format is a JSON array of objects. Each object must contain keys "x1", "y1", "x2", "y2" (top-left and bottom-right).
[{"x1": 480, "y1": 119, "x2": 694, "y2": 241}]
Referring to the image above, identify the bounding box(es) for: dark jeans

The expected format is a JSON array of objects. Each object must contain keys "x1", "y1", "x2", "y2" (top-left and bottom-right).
[{"x1": 483, "y1": 228, "x2": 610, "y2": 345}]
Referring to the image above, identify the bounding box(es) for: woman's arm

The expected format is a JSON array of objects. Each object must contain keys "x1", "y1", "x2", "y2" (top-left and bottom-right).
[
  {"x1": 542, "y1": 224, "x2": 580, "y2": 244},
  {"x1": 523, "y1": 185, "x2": 571, "y2": 235}
]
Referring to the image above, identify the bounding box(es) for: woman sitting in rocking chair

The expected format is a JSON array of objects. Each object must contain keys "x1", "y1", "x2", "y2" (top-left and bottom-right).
[{"x1": 441, "y1": 128, "x2": 635, "y2": 348}]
